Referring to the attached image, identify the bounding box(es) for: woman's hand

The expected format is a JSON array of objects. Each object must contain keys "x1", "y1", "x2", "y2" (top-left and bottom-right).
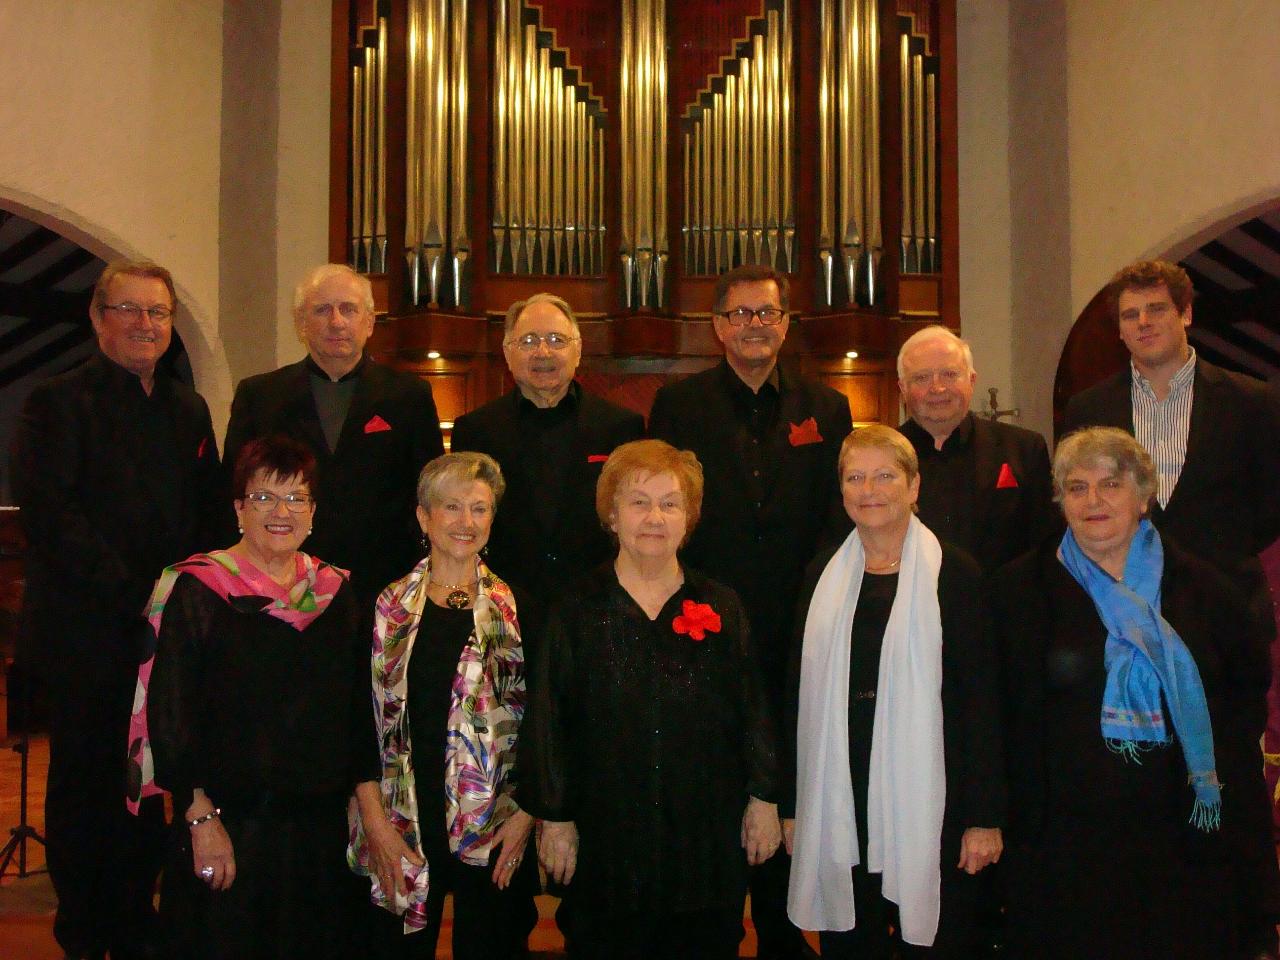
[
  {"x1": 490, "y1": 808, "x2": 534, "y2": 890},
  {"x1": 781, "y1": 818, "x2": 796, "y2": 857},
  {"x1": 537, "y1": 819, "x2": 579, "y2": 885},
  {"x1": 741, "y1": 797, "x2": 782, "y2": 865},
  {"x1": 355, "y1": 781, "x2": 424, "y2": 899},
  {"x1": 187, "y1": 792, "x2": 236, "y2": 891},
  {"x1": 957, "y1": 826, "x2": 1003, "y2": 875}
]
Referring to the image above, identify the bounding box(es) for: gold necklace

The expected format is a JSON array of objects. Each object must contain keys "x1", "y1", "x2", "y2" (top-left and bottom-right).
[
  {"x1": 430, "y1": 577, "x2": 477, "y2": 610},
  {"x1": 866, "y1": 556, "x2": 902, "y2": 572}
]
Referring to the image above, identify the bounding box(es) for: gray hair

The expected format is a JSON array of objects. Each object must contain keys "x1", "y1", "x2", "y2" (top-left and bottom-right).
[
  {"x1": 503, "y1": 292, "x2": 580, "y2": 336},
  {"x1": 416, "y1": 451, "x2": 506, "y2": 511},
  {"x1": 292, "y1": 264, "x2": 375, "y2": 317},
  {"x1": 1052, "y1": 427, "x2": 1157, "y2": 508},
  {"x1": 896, "y1": 324, "x2": 975, "y2": 381}
]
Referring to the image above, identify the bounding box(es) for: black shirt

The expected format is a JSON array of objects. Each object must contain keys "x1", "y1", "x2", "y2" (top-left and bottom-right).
[
  {"x1": 306, "y1": 354, "x2": 366, "y2": 452},
  {"x1": 848, "y1": 571, "x2": 897, "y2": 856},
  {"x1": 900, "y1": 414, "x2": 976, "y2": 555},
  {"x1": 516, "y1": 383, "x2": 581, "y2": 539},
  {"x1": 723, "y1": 367, "x2": 782, "y2": 507}
]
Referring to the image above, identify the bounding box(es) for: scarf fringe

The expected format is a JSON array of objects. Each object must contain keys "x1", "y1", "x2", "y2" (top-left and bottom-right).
[
  {"x1": 1105, "y1": 737, "x2": 1167, "y2": 763},
  {"x1": 1189, "y1": 797, "x2": 1221, "y2": 833}
]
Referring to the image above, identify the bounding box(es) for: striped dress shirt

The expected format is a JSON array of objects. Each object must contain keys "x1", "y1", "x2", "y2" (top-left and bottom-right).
[{"x1": 1131, "y1": 348, "x2": 1197, "y2": 509}]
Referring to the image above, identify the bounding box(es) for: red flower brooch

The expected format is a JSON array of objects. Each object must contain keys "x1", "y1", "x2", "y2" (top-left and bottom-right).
[{"x1": 672, "y1": 599, "x2": 721, "y2": 642}]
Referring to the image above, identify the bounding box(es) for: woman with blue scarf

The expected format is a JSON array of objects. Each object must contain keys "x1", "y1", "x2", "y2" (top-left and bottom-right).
[{"x1": 994, "y1": 427, "x2": 1275, "y2": 960}]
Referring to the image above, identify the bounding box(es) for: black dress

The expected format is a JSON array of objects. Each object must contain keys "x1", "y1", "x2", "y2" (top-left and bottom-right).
[
  {"x1": 520, "y1": 564, "x2": 778, "y2": 958},
  {"x1": 147, "y1": 572, "x2": 380, "y2": 960},
  {"x1": 993, "y1": 539, "x2": 1274, "y2": 960},
  {"x1": 783, "y1": 543, "x2": 1004, "y2": 959}
]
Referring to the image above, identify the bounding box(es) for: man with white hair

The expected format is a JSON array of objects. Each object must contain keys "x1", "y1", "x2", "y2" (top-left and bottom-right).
[
  {"x1": 897, "y1": 324, "x2": 1055, "y2": 572},
  {"x1": 224, "y1": 264, "x2": 444, "y2": 609}
]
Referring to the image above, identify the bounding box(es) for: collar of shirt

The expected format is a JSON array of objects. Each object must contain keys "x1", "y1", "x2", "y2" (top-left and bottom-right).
[
  {"x1": 514, "y1": 379, "x2": 582, "y2": 418},
  {"x1": 900, "y1": 410, "x2": 974, "y2": 457},
  {"x1": 96, "y1": 351, "x2": 173, "y2": 402},
  {"x1": 1131, "y1": 346, "x2": 1197, "y2": 400},
  {"x1": 719, "y1": 360, "x2": 782, "y2": 409},
  {"x1": 305, "y1": 352, "x2": 368, "y2": 384}
]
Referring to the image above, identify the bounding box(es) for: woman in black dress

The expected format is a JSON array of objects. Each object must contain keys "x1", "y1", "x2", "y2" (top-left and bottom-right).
[
  {"x1": 521, "y1": 439, "x2": 781, "y2": 960},
  {"x1": 993, "y1": 426, "x2": 1276, "y2": 959},
  {"x1": 138, "y1": 435, "x2": 379, "y2": 959},
  {"x1": 783, "y1": 425, "x2": 1003, "y2": 959}
]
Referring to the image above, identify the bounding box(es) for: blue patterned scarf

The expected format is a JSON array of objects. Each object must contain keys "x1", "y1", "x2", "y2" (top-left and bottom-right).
[{"x1": 1058, "y1": 519, "x2": 1221, "y2": 831}]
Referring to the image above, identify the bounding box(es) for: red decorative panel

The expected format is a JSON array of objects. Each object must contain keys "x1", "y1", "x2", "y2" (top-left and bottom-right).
[
  {"x1": 530, "y1": 1, "x2": 622, "y2": 110},
  {"x1": 898, "y1": 0, "x2": 939, "y2": 53},
  {"x1": 668, "y1": 0, "x2": 764, "y2": 115}
]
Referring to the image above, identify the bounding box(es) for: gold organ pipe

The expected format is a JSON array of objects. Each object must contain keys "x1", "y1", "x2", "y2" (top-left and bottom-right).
[
  {"x1": 899, "y1": 32, "x2": 911, "y2": 271},
  {"x1": 912, "y1": 52, "x2": 925, "y2": 273},
  {"x1": 573, "y1": 97, "x2": 586, "y2": 274},
  {"x1": 588, "y1": 111, "x2": 598, "y2": 274},
  {"x1": 492, "y1": 0, "x2": 507, "y2": 271},
  {"x1": 620, "y1": 0, "x2": 634, "y2": 300},
  {"x1": 711, "y1": 90, "x2": 723, "y2": 275},
  {"x1": 635, "y1": 0, "x2": 653, "y2": 305},
  {"x1": 507, "y1": 4, "x2": 524, "y2": 271},
  {"x1": 362, "y1": 44, "x2": 376, "y2": 273},
  {"x1": 549, "y1": 59, "x2": 563, "y2": 274},
  {"x1": 429, "y1": 0, "x2": 449, "y2": 303},
  {"x1": 925, "y1": 70, "x2": 937, "y2": 272},
  {"x1": 692, "y1": 121, "x2": 703, "y2": 273},
  {"x1": 537, "y1": 45, "x2": 551, "y2": 274},
  {"x1": 839, "y1": 0, "x2": 860, "y2": 299},
  {"x1": 765, "y1": 9, "x2": 780, "y2": 269},
  {"x1": 683, "y1": 129, "x2": 691, "y2": 272},
  {"x1": 523, "y1": 24, "x2": 537, "y2": 274},
  {"x1": 865, "y1": 0, "x2": 881, "y2": 256},
  {"x1": 700, "y1": 102, "x2": 712, "y2": 271},
  {"x1": 351, "y1": 63, "x2": 364, "y2": 271},
  {"x1": 736, "y1": 56, "x2": 749, "y2": 269},
  {"x1": 751, "y1": 32, "x2": 764, "y2": 266},
  {"x1": 403, "y1": 5, "x2": 418, "y2": 295},
  {"x1": 818, "y1": 0, "x2": 834, "y2": 303},
  {"x1": 725, "y1": 74, "x2": 738, "y2": 269},
  {"x1": 781, "y1": 0, "x2": 795, "y2": 273},
  {"x1": 376, "y1": 17, "x2": 388, "y2": 271},
  {"x1": 449, "y1": 0, "x2": 468, "y2": 304},
  {"x1": 654, "y1": 0, "x2": 668, "y2": 306},
  {"x1": 596, "y1": 125, "x2": 605, "y2": 276}
]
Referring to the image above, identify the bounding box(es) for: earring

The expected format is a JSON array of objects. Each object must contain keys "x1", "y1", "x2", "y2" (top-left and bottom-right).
[
  {"x1": 480, "y1": 544, "x2": 489, "y2": 558},
  {"x1": 420, "y1": 533, "x2": 430, "y2": 551},
  {"x1": 307, "y1": 528, "x2": 313, "y2": 536},
  {"x1": 237, "y1": 526, "x2": 243, "y2": 534}
]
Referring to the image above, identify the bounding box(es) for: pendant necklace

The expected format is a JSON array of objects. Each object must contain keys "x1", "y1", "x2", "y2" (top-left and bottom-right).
[{"x1": 431, "y1": 577, "x2": 477, "y2": 610}]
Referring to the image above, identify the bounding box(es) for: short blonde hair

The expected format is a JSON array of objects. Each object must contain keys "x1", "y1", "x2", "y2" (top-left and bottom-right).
[
  {"x1": 416, "y1": 452, "x2": 506, "y2": 511},
  {"x1": 838, "y1": 425, "x2": 919, "y2": 482},
  {"x1": 292, "y1": 264, "x2": 374, "y2": 317},
  {"x1": 1052, "y1": 427, "x2": 1157, "y2": 509},
  {"x1": 596, "y1": 440, "x2": 704, "y2": 541}
]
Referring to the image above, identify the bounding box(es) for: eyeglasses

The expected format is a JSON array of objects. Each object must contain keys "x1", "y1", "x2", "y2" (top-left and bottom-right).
[
  {"x1": 717, "y1": 306, "x2": 786, "y2": 326},
  {"x1": 244, "y1": 491, "x2": 315, "y2": 513},
  {"x1": 905, "y1": 369, "x2": 966, "y2": 389},
  {"x1": 102, "y1": 302, "x2": 173, "y2": 322},
  {"x1": 506, "y1": 332, "x2": 580, "y2": 351}
]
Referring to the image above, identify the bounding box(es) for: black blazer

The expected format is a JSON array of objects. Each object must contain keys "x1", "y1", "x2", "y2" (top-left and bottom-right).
[
  {"x1": 12, "y1": 354, "x2": 223, "y2": 675},
  {"x1": 450, "y1": 386, "x2": 644, "y2": 596},
  {"x1": 224, "y1": 357, "x2": 443, "y2": 609},
  {"x1": 1062, "y1": 359, "x2": 1280, "y2": 578},
  {"x1": 648, "y1": 362, "x2": 853, "y2": 687},
  {"x1": 903, "y1": 413, "x2": 1058, "y2": 573}
]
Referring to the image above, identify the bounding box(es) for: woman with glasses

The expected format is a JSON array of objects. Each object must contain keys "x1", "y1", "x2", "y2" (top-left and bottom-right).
[
  {"x1": 348, "y1": 451, "x2": 538, "y2": 959},
  {"x1": 521, "y1": 439, "x2": 781, "y2": 959},
  {"x1": 129, "y1": 435, "x2": 379, "y2": 959}
]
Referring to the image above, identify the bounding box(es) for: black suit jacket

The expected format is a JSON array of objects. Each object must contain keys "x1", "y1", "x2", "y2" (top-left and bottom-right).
[
  {"x1": 224, "y1": 357, "x2": 443, "y2": 609},
  {"x1": 648, "y1": 362, "x2": 853, "y2": 691},
  {"x1": 1062, "y1": 359, "x2": 1280, "y2": 581},
  {"x1": 902, "y1": 413, "x2": 1058, "y2": 573},
  {"x1": 12, "y1": 354, "x2": 223, "y2": 676},
  {"x1": 449, "y1": 385, "x2": 644, "y2": 596}
]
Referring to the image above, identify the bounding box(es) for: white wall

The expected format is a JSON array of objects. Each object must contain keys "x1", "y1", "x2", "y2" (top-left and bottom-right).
[
  {"x1": 0, "y1": 1, "x2": 331, "y2": 438},
  {"x1": 958, "y1": 0, "x2": 1280, "y2": 439}
]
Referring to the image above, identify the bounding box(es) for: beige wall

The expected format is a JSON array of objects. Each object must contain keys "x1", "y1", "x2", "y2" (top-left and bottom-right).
[
  {"x1": 0, "y1": 0, "x2": 330, "y2": 438},
  {"x1": 958, "y1": 0, "x2": 1280, "y2": 439}
]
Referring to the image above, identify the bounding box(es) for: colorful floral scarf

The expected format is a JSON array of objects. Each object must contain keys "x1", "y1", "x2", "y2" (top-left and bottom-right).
[
  {"x1": 346, "y1": 556, "x2": 524, "y2": 933},
  {"x1": 125, "y1": 549, "x2": 348, "y2": 814},
  {"x1": 1058, "y1": 519, "x2": 1222, "y2": 830}
]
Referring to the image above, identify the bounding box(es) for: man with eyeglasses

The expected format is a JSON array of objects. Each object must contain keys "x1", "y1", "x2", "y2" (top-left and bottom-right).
[
  {"x1": 649, "y1": 263, "x2": 851, "y2": 960},
  {"x1": 12, "y1": 259, "x2": 222, "y2": 959},
  {"x1": 450, "y1": 293, "x2": 643, "y2": 595},
  {"x1": 224, "y1": 264, "x2": 443, "y2": 611},
  {"x1": 897, "y1": 324, "x2": 1054, "y2": 574}
]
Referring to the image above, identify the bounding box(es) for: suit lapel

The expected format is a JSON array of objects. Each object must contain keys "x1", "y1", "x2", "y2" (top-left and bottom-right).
[{"x1": 1162, "y1": 360, "x2": 1215, "y2": 519}]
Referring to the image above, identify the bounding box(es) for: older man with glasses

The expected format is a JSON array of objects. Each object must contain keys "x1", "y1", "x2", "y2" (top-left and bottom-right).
[
  {"x1": 450, "y1": 292, "x2": 643, "y2": 597},
  {"x1": 649, "y1": 263, "x2": 851, "y2": 960},
  {"x1": 12, "y1": 259, "x2": 223, "y2": 959}
]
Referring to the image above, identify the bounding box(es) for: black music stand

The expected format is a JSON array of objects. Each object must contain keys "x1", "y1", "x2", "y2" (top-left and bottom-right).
[{"x1": 0, "y1": 660, "x2": 46, "y2": 879}]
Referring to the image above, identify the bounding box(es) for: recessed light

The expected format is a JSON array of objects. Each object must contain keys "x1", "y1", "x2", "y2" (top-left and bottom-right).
[
  {"x1": 426, "y1": 350, "x2": 441, "y2": 360},
  {"x1": 845, "y1": 350, "x2": 859, "y2": 359}
]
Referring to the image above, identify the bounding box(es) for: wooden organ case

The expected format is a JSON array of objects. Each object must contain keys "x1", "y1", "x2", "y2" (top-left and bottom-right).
[{"x1": 329, "y1": 0, "x2": 957, "y2": 432}]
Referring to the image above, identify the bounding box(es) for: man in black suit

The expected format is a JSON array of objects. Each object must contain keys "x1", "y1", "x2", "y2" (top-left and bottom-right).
[
  {"x1": 450, "y1": 293, "x2": 643, "y2": 596},
  {"x1": 12, "y1": 260, "x2": 222, "y2": 960},
  {"x1": 649, "y1": 264, "x2": 851, "y2": 960},
  {"x1": 224, "y1": 264, "x2": 443, "y2": 611},
  {"x1": 897, "y1": 325, "x2": 1056, "y2": 573},
  {"x1": 1063, "y1": 258, "x2": 1280, "y2": 959}
]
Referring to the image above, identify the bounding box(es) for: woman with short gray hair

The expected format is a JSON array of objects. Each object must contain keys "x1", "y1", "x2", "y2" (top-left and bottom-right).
[{"x1": 993, "y1": 426, "x2": 1274, "y2": 959}]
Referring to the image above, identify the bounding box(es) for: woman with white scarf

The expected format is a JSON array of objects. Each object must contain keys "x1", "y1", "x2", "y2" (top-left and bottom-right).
[{"x1": 783, "y1": 425, "x2": 1004, "y2": 958}]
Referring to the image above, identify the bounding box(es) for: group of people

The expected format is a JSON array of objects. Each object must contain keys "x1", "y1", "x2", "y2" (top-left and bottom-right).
[{"x1": 12, "y1": 256, "x2": 1280, "y2": 960}]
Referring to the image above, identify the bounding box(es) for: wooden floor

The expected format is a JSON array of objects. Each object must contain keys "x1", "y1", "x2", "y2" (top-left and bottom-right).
[{"x1": 0, "y1": 733, "x2": 803, "y2": 958}]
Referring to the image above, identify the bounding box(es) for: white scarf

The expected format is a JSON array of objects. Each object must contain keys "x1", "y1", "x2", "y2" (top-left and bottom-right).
[{"x1": 787, "y1": 515, "x2": 945, "y2": 945}]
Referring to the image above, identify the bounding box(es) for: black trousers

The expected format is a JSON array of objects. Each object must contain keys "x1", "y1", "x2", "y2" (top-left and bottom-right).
[
  {"x1": 563, "y1": 902, "x2": 743, "y2": 960},
  {"x1": 749, "y1": 848, "x2": 812, "y2": 957},
  {"x1": 47, "y1": 664, "x2": 164, "y2": 958},
  {"x1": 367, "y1": 844, "x2": 538, "y2": 960}
]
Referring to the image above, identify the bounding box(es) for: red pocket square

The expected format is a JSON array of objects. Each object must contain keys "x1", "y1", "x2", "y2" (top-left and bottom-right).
[
  {"x1": 364, "y1": 415, "x2": 392, "y2": 434},
  {"x1": 788, "y1": 417, "x2": 823, "y2": 447},
  {"x1": 587, "y1": 454, "x2": 609, "y2": 463},
  {"x1": 996, "y1": 462, "x2": 1018, "y2": 489},
  {"x1": 197, "y1": 437, "x2": 208, "y2": 458}
]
